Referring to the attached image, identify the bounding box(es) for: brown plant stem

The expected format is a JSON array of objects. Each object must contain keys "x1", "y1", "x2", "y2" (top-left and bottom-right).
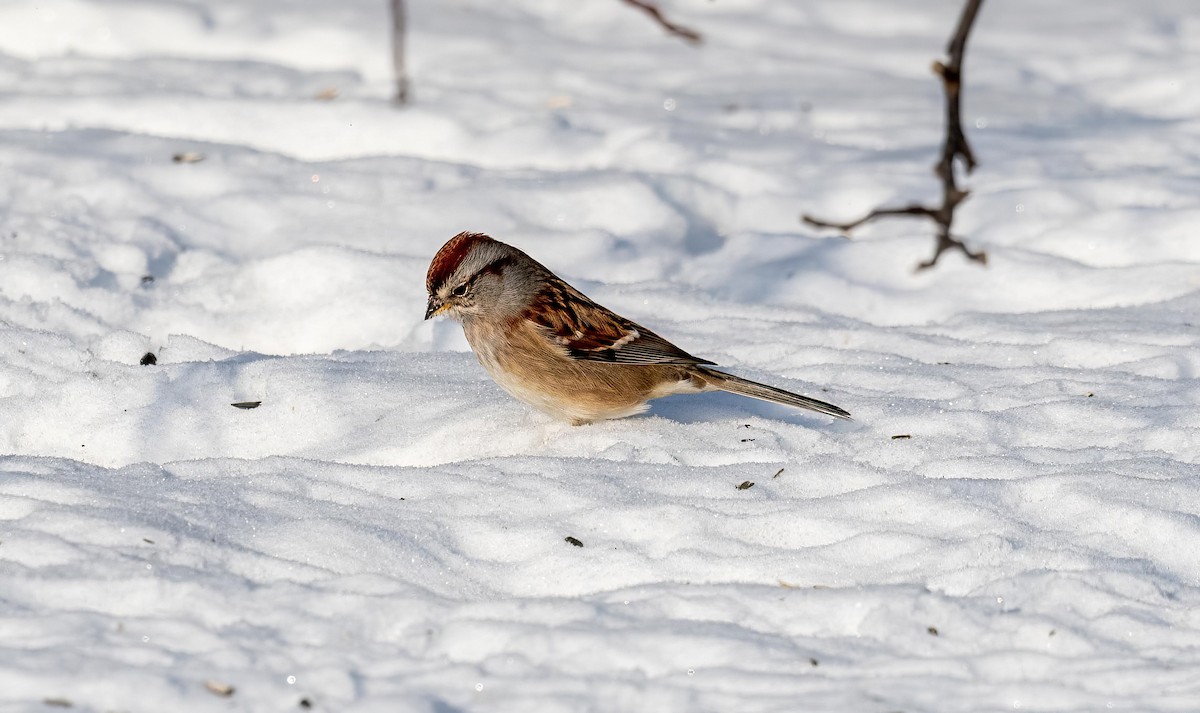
[
  {"x1": 803, "y1": 0, "x2": 987, "y2": 270},
  {"x1": 391, "y1": 0, "x2": 410, "y2": 104},
  {"x1": 621, "y1": 0, "x2": 703, "y2": 45}
]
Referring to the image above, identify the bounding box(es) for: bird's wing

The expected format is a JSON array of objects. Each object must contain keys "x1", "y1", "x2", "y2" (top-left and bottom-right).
[{"x1": 524, "y1": 280, "x2": 714, "y2": 366}]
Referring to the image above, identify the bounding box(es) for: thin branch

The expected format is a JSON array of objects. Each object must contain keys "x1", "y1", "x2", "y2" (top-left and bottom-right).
[
  {"x1": 919, "y1": 229, "x2": 988, "y2": 270},
  {"x1": 803, "y1": 205, "x2": 938, "y2": 234},
  {"x1": 390, "y1": 0, "x2": 410, "y2": 104},
  {"x1": 802, "y1": 0, "x2": 986, "y2": 271},
  {"x1": 621, "y1": 0, "x2": 703, "y2": 45},
  {"x1": 935, "y1": 0, "x2": 984, "y2": 175}
]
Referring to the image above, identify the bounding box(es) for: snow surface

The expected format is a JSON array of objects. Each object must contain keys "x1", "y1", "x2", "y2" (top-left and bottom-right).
[{"x1": 2, "y1": 0, "x2": 1199, "y2": 710}]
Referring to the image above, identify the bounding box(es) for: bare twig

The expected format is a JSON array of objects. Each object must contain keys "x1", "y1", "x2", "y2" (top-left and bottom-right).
[
  {"x1": 802, "y1": 0, "x2": 987, "y2": 270},
  {"x1": 390, "y1": 0, "x2": 410, "y2": 104},
  {"x1": 621, "y1": 0, "x2": 703, "y2": 45},
  {"x1": 804, "y1": 205, "x2": 937, "y2": 234}
]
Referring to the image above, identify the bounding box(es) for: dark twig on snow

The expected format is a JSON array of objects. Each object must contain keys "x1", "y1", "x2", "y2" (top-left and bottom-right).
[
  {"x1": 621, "y1": 0, "x2": 703, "y2": 45},
  {"x1": 390, "y1": 0, "x2": 695, "y2": 106},
  {"x1": 390, "y1": 0, "x2": 410, "y2": 104},
  {"x1": 803, "y1": 0, "x2": 987, "y2": 270}
]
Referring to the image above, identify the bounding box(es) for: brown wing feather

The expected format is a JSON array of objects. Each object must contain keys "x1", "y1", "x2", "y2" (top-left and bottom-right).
[{"x1": 525, "y1": 280, "x2": 714, "y2": 366}]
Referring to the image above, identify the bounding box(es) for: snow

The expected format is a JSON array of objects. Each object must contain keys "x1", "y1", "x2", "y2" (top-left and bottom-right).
[{"x1": 2, "y1": 0, "x2": 1199, "y2": 710}]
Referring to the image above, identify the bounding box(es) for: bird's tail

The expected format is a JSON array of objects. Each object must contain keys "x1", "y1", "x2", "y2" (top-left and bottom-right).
[{"x1": 697, "y1": 367, "x2": 851, "y2": 420}]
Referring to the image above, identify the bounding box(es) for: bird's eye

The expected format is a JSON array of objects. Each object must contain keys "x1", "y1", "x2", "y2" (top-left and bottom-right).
[{"x1": 451, "y1": 283, "x2": 469, "y2": 297}]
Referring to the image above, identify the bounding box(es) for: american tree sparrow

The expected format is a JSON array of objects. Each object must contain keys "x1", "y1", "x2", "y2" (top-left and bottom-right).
[{"x1": 425, "y1": 232, "x2": 851, "y2": 425}]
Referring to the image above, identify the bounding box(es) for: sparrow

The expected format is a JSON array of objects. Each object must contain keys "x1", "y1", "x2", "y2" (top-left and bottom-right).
[{"x1": 425, "y1": 232, "x2": 850, "y2": 425}]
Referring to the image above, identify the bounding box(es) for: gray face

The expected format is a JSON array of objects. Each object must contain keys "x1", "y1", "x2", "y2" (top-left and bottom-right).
[
  {"x1": 426, "y1": 240, "x2": 515, "y2": 321},
  {"x1": 432, "y1": 269, "x2": 494, "y2": 318}
]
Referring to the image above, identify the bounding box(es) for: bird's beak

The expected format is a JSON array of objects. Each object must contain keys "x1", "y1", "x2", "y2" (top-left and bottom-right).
[{"x1": 424, "y1": 296, "x2": 443, "y2": 320}]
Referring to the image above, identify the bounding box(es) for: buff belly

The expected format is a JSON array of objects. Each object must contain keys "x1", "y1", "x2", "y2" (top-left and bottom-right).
[{"x1": 464, "y1": 320, "x2": 701, "y2": 424}]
